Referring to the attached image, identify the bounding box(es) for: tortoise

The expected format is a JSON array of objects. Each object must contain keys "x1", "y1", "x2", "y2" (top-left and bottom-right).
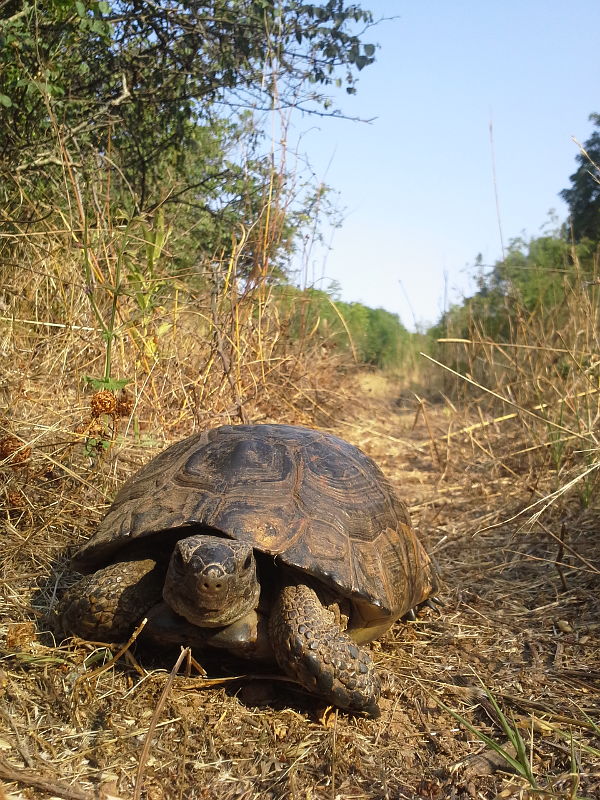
[{"x1": 57, "y1": 424, "x2": 437, "y2": 716}]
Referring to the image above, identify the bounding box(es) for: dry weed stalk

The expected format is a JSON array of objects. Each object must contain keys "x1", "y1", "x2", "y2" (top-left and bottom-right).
[{"x1": 434, "y1": 250, "x2": 600, "y2": 518}]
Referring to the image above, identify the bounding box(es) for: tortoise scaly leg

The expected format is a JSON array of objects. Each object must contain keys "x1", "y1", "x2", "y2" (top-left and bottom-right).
[
  {"x1": 269, "y1": 582, "x2": 381, "y2": 717},
  {"x1": 57, "y1": 558, "x2": 166, "y2": 642}
]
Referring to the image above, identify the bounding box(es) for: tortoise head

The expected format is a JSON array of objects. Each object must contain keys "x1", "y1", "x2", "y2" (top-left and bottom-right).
[{"x1": 163, "y1": 535, "x2": 260, "y2": 627}]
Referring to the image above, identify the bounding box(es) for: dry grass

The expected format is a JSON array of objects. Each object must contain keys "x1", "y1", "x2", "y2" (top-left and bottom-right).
[
  {"x1": 1, "y1": 216, "x2": 599, "y2": 798},
  {"x1": 1, "y1": 359, "x2": 599, "y2": 798},
  {"x1": 435, "y1": 250, "x2": 600, "y2": 502}
]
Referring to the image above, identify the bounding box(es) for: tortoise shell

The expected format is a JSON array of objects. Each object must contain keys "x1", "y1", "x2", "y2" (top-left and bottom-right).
[{"x1": 73, "y1": 424, "x2": 435, "y2": 635}]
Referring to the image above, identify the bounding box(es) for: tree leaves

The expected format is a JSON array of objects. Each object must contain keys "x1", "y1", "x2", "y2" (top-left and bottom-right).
[
  {"x1": 560, "y1": 113, "x2": 600, "y2": 242},
  {"x1": 1, "y1": 0, "x2": 377, "y2": 277}
]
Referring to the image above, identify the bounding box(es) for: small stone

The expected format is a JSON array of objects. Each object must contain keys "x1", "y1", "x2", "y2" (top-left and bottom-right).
[{"x1": 556, "y1": 619, "x2": 573, "y2": 633}]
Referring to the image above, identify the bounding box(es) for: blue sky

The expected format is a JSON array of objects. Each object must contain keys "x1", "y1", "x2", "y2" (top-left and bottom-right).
[{"x1": 291, "y1": 0, "x2": 599, "y2": 330}]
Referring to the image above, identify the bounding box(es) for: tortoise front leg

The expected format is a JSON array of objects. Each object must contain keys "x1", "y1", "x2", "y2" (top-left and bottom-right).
[
  {"x1": 57, "y1": 558, "x2": 166, "y2": 642},
  {"x1": 269, "y1": 582, "x2": 381, "y2": 717}
]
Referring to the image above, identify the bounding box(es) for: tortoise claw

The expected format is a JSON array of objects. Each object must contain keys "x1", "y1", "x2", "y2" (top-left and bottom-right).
[
  {"x1": 422, "y1": 596, "x2": 444, "y2": 614},
  {"x1": 405, "y1": 595, "x2": 444, "y2": 621}
]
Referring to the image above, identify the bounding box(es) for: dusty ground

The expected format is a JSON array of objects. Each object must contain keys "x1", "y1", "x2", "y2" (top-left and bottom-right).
[{"x1": 1, "y1": 372, "x2": 599, "y2": 799}]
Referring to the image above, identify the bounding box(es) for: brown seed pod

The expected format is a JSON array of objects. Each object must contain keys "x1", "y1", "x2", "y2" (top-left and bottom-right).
[
  {"x1": 90, "y1": 390, "x2": 117, "y2": 418},
  {"x1": 116, "y1": 395, "x2": 134, "y2": 417},
  {"x1": 0, "y1": 435, "x2": 31, "y2": 466},
  {"x1": 6, "y1": 491, "x2": 25, "y2": 508}
]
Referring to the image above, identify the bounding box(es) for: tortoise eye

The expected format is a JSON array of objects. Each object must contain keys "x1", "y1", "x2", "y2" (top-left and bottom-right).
[{"x1": 243, "y1": 553, "x2": 252, "y2": 570}]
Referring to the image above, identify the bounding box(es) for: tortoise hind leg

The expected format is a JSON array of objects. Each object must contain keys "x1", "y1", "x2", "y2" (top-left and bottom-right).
[
  {"x1": 269, "y1": 582, "x2": 381, "y2": 717},
  {"x1": 57, "y1": 558, "x2": 166, "y2": 642}
]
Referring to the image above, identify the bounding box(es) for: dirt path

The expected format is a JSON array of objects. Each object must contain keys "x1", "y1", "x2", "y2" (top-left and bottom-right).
[{"x1": 1, "y1": 373, "x2": 599, "y2": 800}]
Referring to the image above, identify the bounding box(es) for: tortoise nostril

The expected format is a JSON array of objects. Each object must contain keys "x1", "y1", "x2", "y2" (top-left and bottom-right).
[{"x1": 202, "y1": 580, "x2": 223, "y2": 590}]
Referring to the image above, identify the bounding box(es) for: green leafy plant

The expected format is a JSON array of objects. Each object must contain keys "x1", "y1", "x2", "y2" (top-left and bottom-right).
[{"x1": 83, "y1": 376, "x2": 131, "y2": 392}]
